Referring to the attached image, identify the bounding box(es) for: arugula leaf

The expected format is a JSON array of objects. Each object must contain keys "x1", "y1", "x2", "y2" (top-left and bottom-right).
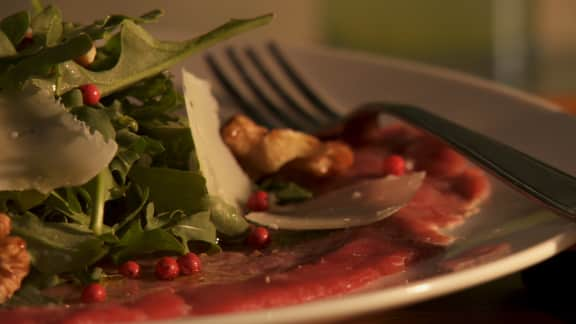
[
  {"x1": 70, "y1": 105, "x2": 116, "y2": 141},
  {"x1": 63, "y1": 188, "x2": 86, "y2": 217},
  {"x1": 64, "y1": 10, "x2": 162, "y2": 42},
  {"x1": 114, "y1": 185, "x2": 150, "y2": 231},
  {"x1": 72, "y1": 266, "x2": 107, "y2": 285},
  {"x1": 111, "y1": 72, "x2": 173, "y2": 102},
  {"x1": 0, "y1": 190, "x2": 46, "y2": 211},
  {"x1": 275, "y1": 184, "x2": 314, "y2": 203},
  {"x1": 30, "y1": 0, "x2": 44, "y2": 16},
  {"x1": 0, "y1": 11, "x2": 29, "y2": 46},
  {"x1": 89, "y1": 32, "x2": 120, "y2": 71},
  {"x1": 145, "y1": 204, "x2": 181, "y2": 230},
  {"x1": 9, "y1": 212, "x2": 108, "y2": 274},
  {"x1": 5, "y1": 285, "x2": 60, "y2": 306},
  {"x1": 60, "y1": 88, "x2": 83, "y2": 108},
  {"x1": 145, "y1": 126, "x2": 195, "y2": 170},
  {"x1": 128, "y1": 166, "x2": 207, "y2": 215},
  {"x1": 4, "y1": 33, "x2": 92, "y2": 89},
  {"x1": 31, "y1": 5, "x2": 63, "y2": 47},
  {"x1": 0, "y1": 31, "x2": 17, "y2": 58},
  {"x1": 114, "y1": 73, "x2": 183, "y2": 126},
  {"x1": 206, "y1": 197, "x2": 249, "y2": 237},
  {"x1": 44, "y1": 189, "x2": 90, "y2": 225},
  {"x1": 22, "y1": 269, "x2": 62, "y2": 290},
  {"x1": 110, "y1": 130, "x2": 164, "y2": 184},
  {"x1": 105, "y1": 100, "x2": 139, "y2": 132},
  {"x1": 55, "y1": 14, "x2": 273, "y2": 96},
  {"x1": 111, "y1": 220, "x2": 183, "y2": 264},
  {"x1": 260, "y1": 179, "x2": 314, "y2": 204},
  {"x1": 171, "y1": 211, "x2": 217, "y2": 250}
]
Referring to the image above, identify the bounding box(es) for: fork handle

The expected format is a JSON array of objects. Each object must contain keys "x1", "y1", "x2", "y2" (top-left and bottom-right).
[{"x1": 361, "y1": 103, "x2": 576, "y2": 221}]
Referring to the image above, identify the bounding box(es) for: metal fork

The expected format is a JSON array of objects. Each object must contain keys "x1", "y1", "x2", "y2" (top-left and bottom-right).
[{"x1": 205, "y1": 42, "x2": 576, "y2": 222}]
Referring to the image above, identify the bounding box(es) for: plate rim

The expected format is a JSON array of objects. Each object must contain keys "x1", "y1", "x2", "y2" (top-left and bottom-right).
[{"x1": 285, "y1": 41, "x2": 564, "y2": 114}]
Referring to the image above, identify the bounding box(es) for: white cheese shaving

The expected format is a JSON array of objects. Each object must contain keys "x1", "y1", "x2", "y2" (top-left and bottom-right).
[
  {"x1": 182, "y1": 69, "x2": 252, "y2": 209},
  {"x1": 0, "y1": 87, "x2": 117, "y2": 193}
]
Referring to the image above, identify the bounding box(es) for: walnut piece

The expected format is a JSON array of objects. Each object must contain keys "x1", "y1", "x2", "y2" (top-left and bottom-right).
[
  {"x1": 0, "y1": 213, "x2": 30, "y2": 304},
  {"x1": 221, "y1": 114, "x2": 267, "y2": 158},
  {"x1": 222, "y1": 114, "x2": 354, "y2": 178},
  {"x1": 286, "y1": 141, "x2": 354, "y2": 177},
  {"x1": 254, "y1": 128, "x2": 320, "y2": 174},
  {"x1": 0, "y1": 214, "x2": 10, "y2": 238}
]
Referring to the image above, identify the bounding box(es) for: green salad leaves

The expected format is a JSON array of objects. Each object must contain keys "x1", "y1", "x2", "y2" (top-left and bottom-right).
[{"x1": 0, "y1": 1, "x2": 272, "y2": 292}]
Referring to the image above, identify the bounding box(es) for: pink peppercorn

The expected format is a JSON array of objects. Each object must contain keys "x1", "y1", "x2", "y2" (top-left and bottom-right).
[
  {"x1": 247, "y1": 190, "x2": 269, "y2": 211},
  {"x1": 382, "y1": 154, "x2": 406, "y2": 176},
  {"x1": 81, "y1": 283, "x2": 107, "y2": 303},
  {"x1": 177, "y1": 253, "x2": 202, "y2": 275},
  {"x1": 80, "y1": 84, "x2": 101, "y2": 106},
  {"x1": 155, "y1": 256, "x2": 180, "y2": 280},
  {"x1": 246, "y1": 226, "x2": 271, "y2": 249},
  {"x1": 119, "y1": 260, "x2": 140, "y2": 279}
]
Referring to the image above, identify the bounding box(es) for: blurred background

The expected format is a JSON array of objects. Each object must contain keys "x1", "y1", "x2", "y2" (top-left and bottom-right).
[{"x1": 3, "y1": 0, "x2": 576, "y2": 95}]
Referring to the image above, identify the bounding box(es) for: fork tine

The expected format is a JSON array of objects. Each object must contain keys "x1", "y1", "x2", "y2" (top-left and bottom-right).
[
  {"x1": 267, "y1": 42, "x2": 342, "y2": 122},
  {"x1": 245, "y1": 47, "x2": 325, "y2": 130},
  {"x1": 225, "y1": 47, "x2": 308, "y2": 131},
  {"x1": 204, "y1": 53, "x2": 277, "y2": 128}
]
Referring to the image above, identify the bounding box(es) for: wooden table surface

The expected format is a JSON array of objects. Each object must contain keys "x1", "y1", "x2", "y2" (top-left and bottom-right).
[{"x1": 326, "y1": 97, "x2": 576, "y2": 324}]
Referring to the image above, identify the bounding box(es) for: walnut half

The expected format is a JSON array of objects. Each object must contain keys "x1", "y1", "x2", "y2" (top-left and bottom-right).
[
  {"x1": 285, "y1": 141, "x2": 354, "y2": 177},
  {"x1": 222, "y1": 114, "x2": 354, "y2": 179},
  {"x1": 0, "y1": 213, "x2": 30, "y2": 304}
]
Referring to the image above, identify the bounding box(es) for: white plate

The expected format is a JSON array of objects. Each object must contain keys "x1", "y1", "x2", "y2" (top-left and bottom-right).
[{"x1": 174, "y1": 42, "x2": 576, "y2": 324}]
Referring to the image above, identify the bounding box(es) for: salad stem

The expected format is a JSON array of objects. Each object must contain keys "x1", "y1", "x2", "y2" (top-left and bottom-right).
[{"x1": 89, "y1": 171, "x2": 106, "y2": 235}]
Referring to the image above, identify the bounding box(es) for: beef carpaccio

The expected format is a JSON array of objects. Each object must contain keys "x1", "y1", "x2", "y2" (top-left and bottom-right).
[{"x1": 0, "y1": 123, "x2": 490, "y2": 323}]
